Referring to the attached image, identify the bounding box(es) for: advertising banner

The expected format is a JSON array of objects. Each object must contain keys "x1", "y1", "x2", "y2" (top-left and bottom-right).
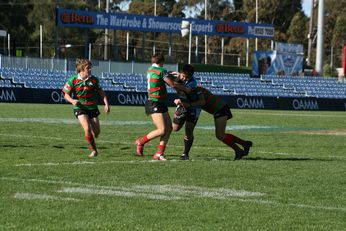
[
  {"x1": 275, "y1": 42, "x2": 304, "y2": 54},
  {"x1": 1, "y1": 87, "x2": 345, "y2": 111},
  {"x1": 252, "y1": 43, "x2": 304, "y2": 76},
  {"x1": 252, "y1": 51, "x2": 276, "y2": 76},
  {"x1": 56, "y1": 8, "x2": 274, "y2": 39}
]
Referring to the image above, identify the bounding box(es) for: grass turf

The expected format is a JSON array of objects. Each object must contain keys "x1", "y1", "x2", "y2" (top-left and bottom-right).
[{"x1": 0, "y1": 103, "x2": 346, "y2": 230}]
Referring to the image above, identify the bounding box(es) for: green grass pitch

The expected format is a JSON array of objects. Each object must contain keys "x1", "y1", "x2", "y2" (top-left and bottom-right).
[{"x1": 1, "y1": 103, "x2": 346, "y2": 230}]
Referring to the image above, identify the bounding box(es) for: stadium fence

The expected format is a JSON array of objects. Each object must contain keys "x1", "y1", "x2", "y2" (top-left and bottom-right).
[{"x1": 0, "y1": 55, "x2": 178, "y2": 76}]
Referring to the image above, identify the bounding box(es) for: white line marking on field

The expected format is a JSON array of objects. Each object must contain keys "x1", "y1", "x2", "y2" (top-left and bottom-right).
[
  {"x1": 132, "y1": 185, "x2": 265, "y2": 198},
  {"x1": 13, "y1": 153, "x2": 346, "y2": 168},
  {"x1": 59, "y1": 184, "x2": 262, "y2": 200},
  {"x1": 258, "y1": 151, "x2": 290, "y2": 156},
  {"x1": 258, "y1": 150, "x2": 346, "y2": 159},
  {"x1": 57, "y1": 187, "x2": 181, "y2": 201},
  {"x1": 0, "y1": 117, "x2": 278, "y2": 131},
  {"x1": 2, "y1": 177, "x2": 346, "y2": 212},
  {"x1": 0, "y1": 117, "x2": 150, "y2": 126},
  {"x1": 236, "y1": 111, "x2": 346, "y2": 118},
  {"x1": 57, "y1": 185, "x2": 262, "y2": 201},
  {"x1": 13, "y1": 192, "x2": 80, "y2": 201},
  {"x1": 0, "y1": 133, "x2": 130, "y2": 146},
  {"x1": 15, "y1": 160, "x2": 154, "y2": 167},
  {"x1": 2, "y1": 177, "x2": 263, "y2": 201},
  {"x1": 196, "y1": 125, "x2": 278, "y2": 130}
]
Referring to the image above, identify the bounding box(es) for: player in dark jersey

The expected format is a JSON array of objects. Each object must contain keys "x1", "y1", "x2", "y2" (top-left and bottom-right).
[
  {"x1": 172, "y1": 64, "x2": 203, "y2": 160},
  {"x1": 174, "y1": 85, "x2": 252, "y2": 160},
  {"x1": 134, "y1": 53, "x2": 190, "y2": 161},
  {"x1": 63, "y1": 58, "x2": 110, "y2": 157}
]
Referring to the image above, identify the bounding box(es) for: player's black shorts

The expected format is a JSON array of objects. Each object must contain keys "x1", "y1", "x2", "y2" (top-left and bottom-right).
[
  {"x1": 173, "y1": 105, "x2": 201, "y2": 126},
  {"x1": 213, "y1": 104, "x2": 233, "y2": 120},
  {"x1": 74, "y1": 108, "x2": 100, "y2": 119},
  {"x1": 145, "y1": 100, "x2": 168, "y2": 115}
]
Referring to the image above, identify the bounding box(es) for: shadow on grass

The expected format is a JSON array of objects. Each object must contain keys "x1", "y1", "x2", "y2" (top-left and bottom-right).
[
  {"x1": 53, "y1": 145, "x2": 64, "y2": 149},
  {"x1": 0, "y1": 144, "x2": 35, "y2": 148}
]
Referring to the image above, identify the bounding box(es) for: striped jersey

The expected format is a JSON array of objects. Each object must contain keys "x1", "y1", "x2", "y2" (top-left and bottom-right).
[
  {"x1": 146, "y1": 65, "x2": 169, "y2": 102},
  {"x1": 196, "y1": 86, "x2": 226, "y2": 114},
  {"x1": 62, "y1": 74, "x2": 101, "y2": 110}
]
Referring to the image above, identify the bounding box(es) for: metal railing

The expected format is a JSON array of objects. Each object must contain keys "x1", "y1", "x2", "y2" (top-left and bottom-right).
[{"x1": 0, "y1": 55, "x2": 178, "y2": 76}]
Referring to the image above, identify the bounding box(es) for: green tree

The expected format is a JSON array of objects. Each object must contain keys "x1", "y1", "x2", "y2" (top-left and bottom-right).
[
  {"x1": 231, "y1": 0, "x2": 246, "y2": 21},
  {"x1": 243, "y1": 0, "x2": 301, "y2": 36},
  {"x1": 331, "y1": 15, "x2": 346, "y2": 66},
  {"x1": 324, "y1": 0, "x2": 346, "y2": 68},
  {"x1": 286, "y1": 11, "x2": 309, "y2": 45},
  {"x1": 27, "y1": 0, "x2": 106, "y2": 58},
  {"x1": 0, "y1": 0, "x2": 33, "y2": 56}
]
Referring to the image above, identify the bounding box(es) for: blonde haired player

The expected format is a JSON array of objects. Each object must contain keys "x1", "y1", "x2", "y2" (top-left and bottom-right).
[{"x1": 63, "y1": 58, "x2": 110, "y2": 157}]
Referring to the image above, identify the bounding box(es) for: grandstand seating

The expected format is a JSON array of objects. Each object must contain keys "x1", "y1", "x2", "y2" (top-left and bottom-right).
[{"x1": 1, "y1": 67, "x2": 345, "y2": 99}]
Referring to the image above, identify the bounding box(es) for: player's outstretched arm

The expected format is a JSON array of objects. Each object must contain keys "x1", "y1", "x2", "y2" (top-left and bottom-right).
[{"x1": 164, "y1": 76, "x2": 192, "y2": 93}]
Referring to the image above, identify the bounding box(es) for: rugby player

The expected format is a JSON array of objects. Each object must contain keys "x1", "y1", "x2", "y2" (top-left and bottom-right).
[
  {"x1": 174, "y1": 84, "x2": 252, "y2": 160},
  {"x1": 134, "y1": 53, "x2": 190, "y2": 161},
  {"x1": 63, "y1": 58, "x2": 110, "y2": 157},
  {"x1": 172, "y1": 64, "x2": 204, "y2": 160}
]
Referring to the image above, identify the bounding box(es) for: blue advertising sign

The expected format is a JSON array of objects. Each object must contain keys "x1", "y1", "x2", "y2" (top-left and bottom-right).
[
  {"x1": 56, "y1": 8, "x2": 274, "y2": 39},
  {"x1": 275, "y1": 42, "x2": 304, "y2": 54},
  {"x1": 252, "y1": 51, "x2": 304, "y2": 76},
  {"x1": 252, "y1": 51, "x2": 276, "y2": 76}
]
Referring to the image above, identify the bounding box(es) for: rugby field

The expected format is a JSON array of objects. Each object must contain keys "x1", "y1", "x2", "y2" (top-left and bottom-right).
[{"x1": 0, "y1": 103, "x2": 346, "y2": 230}]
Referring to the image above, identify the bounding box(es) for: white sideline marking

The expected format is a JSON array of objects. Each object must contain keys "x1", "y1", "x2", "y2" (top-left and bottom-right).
[
  {"x1": 0, "y1": 117, "x2": 150, "y2": 126},
  {"x1": 58, "y1": 187, "x2": 181, "y2": 201},
  {"x1": 0, "y1": 117, "x2": 277, "y2": 131},
  {"x1": 58, "y1": 185, "x2": 262, "y2": 200},
  {"x1": 0, "y1": 133, "x2": 130, "y2": 146},
  {"x1": 14, "y1": 192, "x2": 80, "y2": 201},
  {"x1": 132, "y1": 185, "x2": 265, "y2": 198},
  {"x1": 236, "y1": 111, "x2": 346, "y2": 118},
  {"x1": 3, "y1": 177, "x2": 263, "y2": 201},
  {"x1": 14, "y1": 153, "x2": 346, "y2": 167},
  {"x1": 197, "y1": 125, "x2": 277, "y2": 130},
  {"x1": 15, "y1": 160, "x2": 154, "y2": 167},
  {"x1": 2, "y1": 177, "x2": 346, "y2": 212},
  {"x1": 258, "y1": 150, "x2": 346, "y2": 159},
  {"x1": 258, "y1": 151, "x2": 290, "y2": 156}
]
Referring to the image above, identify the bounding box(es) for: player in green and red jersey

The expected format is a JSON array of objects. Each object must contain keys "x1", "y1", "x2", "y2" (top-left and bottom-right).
[
  {"x1": 135, "y1": 53, "x2": 190, "y2": 161},
  {"x1": 175, "y1": 85, "x2": 252, "y2": 160},
  {"x1": 63, "y1": 58, "x2": 110, "y2": 157}
]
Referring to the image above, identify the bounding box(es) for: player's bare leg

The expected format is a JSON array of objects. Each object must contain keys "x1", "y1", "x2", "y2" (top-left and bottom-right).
[
  {"x1": 78, "y1": 115, "x2": 97, "y2": 157},
  {"x1": 214, "y1": 116, "x2": 246, "y2": 160},
  {"x1": 90, "y1": 117, "x2": 100, "y2": 138},
  {"x1": 152, "y1": 112, "x2": 172, "y2": 161}
]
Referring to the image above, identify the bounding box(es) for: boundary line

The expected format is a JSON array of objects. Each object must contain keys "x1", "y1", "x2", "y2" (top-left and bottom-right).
[{"x1": 2, "y1": 177, "x2": 345, "y2": 212}]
